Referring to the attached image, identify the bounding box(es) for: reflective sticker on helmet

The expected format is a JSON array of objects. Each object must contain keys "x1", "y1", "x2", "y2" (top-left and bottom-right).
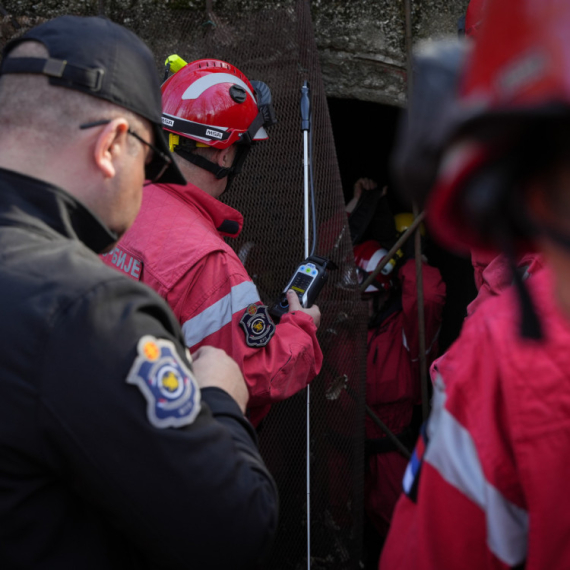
[
  {"x1": 182, "y1": 73, "x2": 255, "y2": 101},
  {"x1": 126, "y1": 336, "x2": 201, "y2": 429}
]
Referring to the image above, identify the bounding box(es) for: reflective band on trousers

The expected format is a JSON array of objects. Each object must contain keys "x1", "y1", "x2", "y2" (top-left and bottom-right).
[
  {"x1": 425, "y1": 375, "x2": 529, "y2": 567},
  {"x1": 182, "y1": 280, "x2": 260, "y2": 348}
]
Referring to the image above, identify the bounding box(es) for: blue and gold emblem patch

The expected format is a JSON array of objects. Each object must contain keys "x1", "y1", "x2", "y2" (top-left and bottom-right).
[
  {"x1": 126, "y1": 336, "x2": 201, "y2": 429},
  {"x1": 239, "y1": 304, "x2": 276, "y2": 348}
]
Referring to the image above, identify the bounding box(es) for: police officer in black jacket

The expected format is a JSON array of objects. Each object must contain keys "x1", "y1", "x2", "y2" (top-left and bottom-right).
[{"x1": 0, "y1": 16, "x2": 277, "y2": 569}]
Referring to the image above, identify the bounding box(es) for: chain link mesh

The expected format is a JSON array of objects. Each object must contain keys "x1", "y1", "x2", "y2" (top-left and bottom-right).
[{"x1": 1, "y1": 2, "x2": 368, "y2": 567}]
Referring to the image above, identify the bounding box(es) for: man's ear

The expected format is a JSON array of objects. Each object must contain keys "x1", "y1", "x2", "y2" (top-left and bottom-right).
[
  {"x1": 93, "y1": 118, "x2": 129, "y2": 179},
  {"x1": 216, "y1": 145, "x2": 236, "y2": 168}
]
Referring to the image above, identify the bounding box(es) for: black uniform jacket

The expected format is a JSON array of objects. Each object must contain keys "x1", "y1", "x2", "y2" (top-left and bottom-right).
[{"x1": 0, "y1": 168, "x2": 278, "y2": 569}]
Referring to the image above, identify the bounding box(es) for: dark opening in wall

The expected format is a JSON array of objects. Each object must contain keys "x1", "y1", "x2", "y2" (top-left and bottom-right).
[
  {"x1": 327, "y1": 97, "x2": 477, "y2": 353},
  {"x1": 327, "y1": 98, "x2": 401, "y2": 207}
]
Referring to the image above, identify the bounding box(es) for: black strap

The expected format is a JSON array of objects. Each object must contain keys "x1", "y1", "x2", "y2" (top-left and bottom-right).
[
  {"x1": 163, "y1": 109, "x2": 265, "y2": 149},
  {"x1": 0, "y1": 57, "x2": 104, "y2": 91},
  {"x1": 162, "y1": 114, "x2": 231, "y2": 145},
  {"x1": 507, "y1": 253, "x2": 542, "y2": 340},
  {"x1": 494, "y1": 225, "x2": 543, "y2": 341},
  {"x1": 241, "y1": 112, "x2": 265, "y2": 145},
  {"x1": 174, "y1": 146, "x2": 231, "y2": 180}
]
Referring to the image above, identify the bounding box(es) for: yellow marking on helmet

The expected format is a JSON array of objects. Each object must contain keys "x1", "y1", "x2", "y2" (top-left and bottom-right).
[
  {"x1": 165, "y1": 54, "x2": 187, "y2": 74},
  {"x1": 169, "y1": 133, "x2": 179, "y2": 152}
]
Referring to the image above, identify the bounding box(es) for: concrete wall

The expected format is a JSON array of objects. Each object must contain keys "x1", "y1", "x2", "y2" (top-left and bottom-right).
[
  {"x1": 1, "y1": 0, "x2": 470, "y2": 107},
  {"x1": 313, "y1": 0, "x2": 470, "y2": 106}
]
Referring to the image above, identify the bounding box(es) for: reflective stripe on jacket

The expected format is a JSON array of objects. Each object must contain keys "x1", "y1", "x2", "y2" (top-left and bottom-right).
[
  {"x1": 382, "y1": 267, "x2": 570, "y2": 570},
  {"x1": 103, "y1": 181, "x2": 322, "y2": 426}
]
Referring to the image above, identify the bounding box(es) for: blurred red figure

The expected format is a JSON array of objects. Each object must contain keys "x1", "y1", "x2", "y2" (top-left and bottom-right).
[
  {"x1": 347, "y1": 182, "x2": 445, "y2": 557},
  {"x1": 355, "y1": 239, "x2": 445, "y2": 541},
  {"x1": 382, "y1": 1, "x2": 570, "y2": 568},
  {"x1": 465, "y1": 0, "x2": 543, "y2": 317},
  {"x1": 465, "y1": 0, "x2": 486, "y2": 39}
]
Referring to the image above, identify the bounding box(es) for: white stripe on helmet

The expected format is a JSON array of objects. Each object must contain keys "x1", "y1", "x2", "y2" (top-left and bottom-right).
[{"x1": 182, "y1": 73, "x2": 256, "y2": 101}]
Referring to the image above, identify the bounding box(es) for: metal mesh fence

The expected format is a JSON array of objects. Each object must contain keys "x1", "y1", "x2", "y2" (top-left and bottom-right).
[{"x1": 1, "y1": 1, "x2": 368, "y2": 568}]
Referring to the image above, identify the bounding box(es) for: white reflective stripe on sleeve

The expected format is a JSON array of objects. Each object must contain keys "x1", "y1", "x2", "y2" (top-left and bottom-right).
[
  {"x1": 402, "y1": 329, "x2": 410, "y2": 352},
  {"x1": 425, "y1": 374, "x2": 528, "y2": 567},
  {"x1": 182, "y1": 281, "x2": 260, "y2": 348}
]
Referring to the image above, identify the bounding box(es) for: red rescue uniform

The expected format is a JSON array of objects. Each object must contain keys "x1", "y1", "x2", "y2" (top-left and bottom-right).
[
  {"x1": 469, "y1": 249, "x2": 544, "y2": 316},
  {"x1": 431, "y1": 250, "x2": 544, "y2": 379},
  {"x1": 380, "y1": 266, "x2": 570, "y2": 570},
  {"x1": 102, "y1": 181, "x2": 323, "y2": 426},
  {"x1": 365, "y1": 259, "x2": 445, "y2": 537}
]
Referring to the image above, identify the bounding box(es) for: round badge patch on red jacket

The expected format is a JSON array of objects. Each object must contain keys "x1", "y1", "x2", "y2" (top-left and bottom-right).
[{"x1": 239, "y1": 303, "x2": 276, "y2": 348}]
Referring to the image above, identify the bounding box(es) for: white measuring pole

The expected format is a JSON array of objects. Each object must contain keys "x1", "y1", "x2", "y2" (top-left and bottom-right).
[
  {"x1": 300, "y1": 80, "x2": 312, "y2": 570},
  {"x1": 303, "y1": 127, "x2": 311, "y2": 570}
]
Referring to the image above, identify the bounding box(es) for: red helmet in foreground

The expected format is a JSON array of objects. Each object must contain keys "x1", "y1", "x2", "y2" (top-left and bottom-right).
[{"x1": 426, "y1": 0, "x2": 570, "y2": 255}]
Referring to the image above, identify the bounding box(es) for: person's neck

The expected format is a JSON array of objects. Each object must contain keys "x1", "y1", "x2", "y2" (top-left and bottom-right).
[
  {"x1": 0, "y1": 141, "x2": 98, "y2": 206},
  {"x1": 176, "y1": 157, "x2": 225, "y2": 199}
]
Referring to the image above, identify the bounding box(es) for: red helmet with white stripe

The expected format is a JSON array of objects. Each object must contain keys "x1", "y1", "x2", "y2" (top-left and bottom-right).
[
  {"x1": 161, "y1": 58, "x2": 273, "y2": 150},
  {"x1": 354, "y1": 241, "x2": 393, "y2": 293}
]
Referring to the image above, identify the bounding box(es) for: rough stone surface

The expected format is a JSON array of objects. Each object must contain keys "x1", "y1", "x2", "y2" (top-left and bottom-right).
[
  {"x1": 1, "y1": 0, "x2": 470, "y2": 106},
  {"x1": 312, "y1": 0, "x2": 470, "y2": 106}
]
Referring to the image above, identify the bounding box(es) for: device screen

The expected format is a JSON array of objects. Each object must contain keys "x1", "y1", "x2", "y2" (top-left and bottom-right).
[{"x1": 291, "y1": 264, "x2": 318, "y2": 295}]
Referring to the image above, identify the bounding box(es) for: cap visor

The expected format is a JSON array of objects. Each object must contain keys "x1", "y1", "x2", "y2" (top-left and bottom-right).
[{"x1": 150, "y1": 123, "x2": 186, "y2": 185}]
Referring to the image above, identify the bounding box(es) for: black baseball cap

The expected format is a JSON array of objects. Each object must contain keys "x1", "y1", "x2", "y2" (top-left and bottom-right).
[{"x1": 0, "y1": 15, "x2": 186, "y2": 185}]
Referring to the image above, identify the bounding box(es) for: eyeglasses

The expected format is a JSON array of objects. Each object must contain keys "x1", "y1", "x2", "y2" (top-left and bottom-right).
[{"x1": 80, "y1": 119, "x2": 172, "y2": 184}]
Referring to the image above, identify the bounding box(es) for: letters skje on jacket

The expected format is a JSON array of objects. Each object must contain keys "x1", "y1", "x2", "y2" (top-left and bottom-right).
[{"x1": 102, "y1": 181, "x2": 323, "y2": 426}]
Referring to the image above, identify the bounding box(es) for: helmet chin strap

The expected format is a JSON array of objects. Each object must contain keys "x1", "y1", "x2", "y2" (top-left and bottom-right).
[
  {"x1": 174, "y1": 142, "x2": 251, "y2": 193},
  {"x1": 174, "y1": 146, "x2": 231, "y2": 179}
]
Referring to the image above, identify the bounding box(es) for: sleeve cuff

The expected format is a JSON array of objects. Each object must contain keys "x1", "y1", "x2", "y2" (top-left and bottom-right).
[{"x1": 200, "y1": 387, "x2": 258, "y2": 445}]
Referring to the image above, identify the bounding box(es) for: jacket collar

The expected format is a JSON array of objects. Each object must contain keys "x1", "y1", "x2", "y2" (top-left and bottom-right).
[
  {"x1": 159, "y1": 181, "x2": 243, "y2": 238},
  {"x1": 0, "y1": 167, "x2": 117, "y2": 253}
]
